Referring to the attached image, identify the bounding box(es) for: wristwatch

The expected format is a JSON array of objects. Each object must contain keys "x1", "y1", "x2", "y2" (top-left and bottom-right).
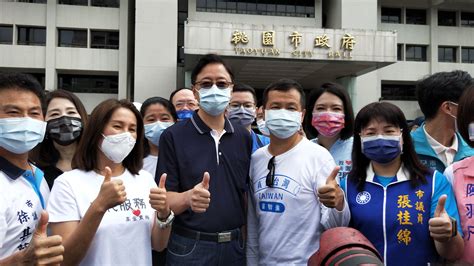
[
  {"x1": 156, "y1": 210, "x2": 174, "y2": 229},
  {"x1": 450, "y1": 216, "x2": 457, "y2": 238}
]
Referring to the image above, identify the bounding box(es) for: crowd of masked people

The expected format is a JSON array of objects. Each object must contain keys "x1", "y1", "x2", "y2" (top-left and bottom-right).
[{"x1": 1, "y1": 53, "x2": 474, "y2": 266}]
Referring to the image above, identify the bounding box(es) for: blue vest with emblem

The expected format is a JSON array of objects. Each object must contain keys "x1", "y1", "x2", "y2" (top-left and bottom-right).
[{"x1": 345, "y1": 172, "x2": 438, "y2": 266}]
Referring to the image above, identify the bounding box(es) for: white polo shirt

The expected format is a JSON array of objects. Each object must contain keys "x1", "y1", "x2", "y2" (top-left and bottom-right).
[
  {"x1": 424, "y1": 125, "x2": 458, "y2": 166},
  {"x1": 0, "y1": 157, "x2": 50, "y2": 259}
]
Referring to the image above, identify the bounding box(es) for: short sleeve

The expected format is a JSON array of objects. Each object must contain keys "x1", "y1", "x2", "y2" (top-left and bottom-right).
[
  {"x1": 47, "y1": 175, "x2": 81, "y2": 223},
  {"x1": 431, "y1": 171, "x2": 463, "y2": 237},
  {"x1": 0, "y1": 196, "x2": 7, "y2": 248},
  {"x1": 156, "y1": 129, "x2": 180, "y2": 192}
]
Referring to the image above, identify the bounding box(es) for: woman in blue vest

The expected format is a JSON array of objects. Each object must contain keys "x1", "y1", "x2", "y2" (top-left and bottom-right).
[{"x1": 341, "y1": 102, "x2": 463, "y2": 265}]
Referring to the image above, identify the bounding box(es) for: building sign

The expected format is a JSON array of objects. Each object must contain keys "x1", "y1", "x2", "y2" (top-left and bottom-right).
[
  {"x1": 230, "y1": 30, "x2": 356, "y2": 59},
  {"x1": 184, "y1": 21, "x2": 397, "y2": 63}
]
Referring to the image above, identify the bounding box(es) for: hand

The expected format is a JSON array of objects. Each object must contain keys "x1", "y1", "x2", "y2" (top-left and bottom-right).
[
  {"x1": 429, "y1": 195, "x2": 453, "y2": 243},
  {"x1": 188, "y1": 172, "x2": 211, "y2": 213},
  {"x1": 317, "y1": 166, "x2": 344, "y2": 211},
  {"x1": 22, "y1": 211, "x2": 64, "y2": 265},
  {"x1": 150, "y1": 173, "x2": 170, "y2": 219},
  {"x1": 94, "y1": 167, "x2": 126, "y2": 212}
]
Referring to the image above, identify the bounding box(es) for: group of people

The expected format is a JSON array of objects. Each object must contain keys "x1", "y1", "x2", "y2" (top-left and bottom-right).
[{"x1": 0, "y1": 53, "x2": 474, "y2": 266}]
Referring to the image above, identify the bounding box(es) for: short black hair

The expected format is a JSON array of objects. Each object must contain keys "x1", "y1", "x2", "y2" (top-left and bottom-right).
[
  {"x1": 232, "y1": 83, "x2": 257, "y2": 104},
  {"x1": 140, "y1": 97, "x2": 178, "y2": 121},
  {"x1": 0, "y1": 72, "x2": 44, "y2": 108},
  {"x1": 169, "y1": 87, "x2": 193, "y2": 103},
  {"x1": 303, "y1": 82, "x2": 354, "y2": 140},
  {"x1": 262, "y1": 79, "x2": 305, "y2": 109},
  {"x1": 140, "y1": 97, "x2": 177, "y2": 157},
  {"x1": 416, "y1": 70, "x2": 473, "y2": 120},
  {"x1": 191, "y1": 54, "x2": 234, "y2": 84}
]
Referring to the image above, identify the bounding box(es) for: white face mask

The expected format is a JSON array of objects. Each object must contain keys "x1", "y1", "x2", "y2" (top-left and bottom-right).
[
  {"x1": 256, "y1": 119, "x2": 270, "y2": 136},
  {"x1": 265, "y1": 109, "x2": 302, "y2": 139},
  {"x1": 100, "y1": 132, "x2": 136, "y2": 163}
]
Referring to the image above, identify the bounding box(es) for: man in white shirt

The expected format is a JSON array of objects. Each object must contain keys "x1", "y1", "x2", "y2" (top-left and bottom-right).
[
  {"x1": 411, "y1": 70, "x2": 474, "y2": 173},
  {"x1": 0, "y1": 73, "x2": 64, "y2": 265},
  {"x1": 246, "y1": 79, "x2": 350, "y2": 265}
]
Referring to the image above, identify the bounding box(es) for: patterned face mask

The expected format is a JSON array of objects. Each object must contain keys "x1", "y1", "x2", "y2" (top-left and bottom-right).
[{"x1": 46, "y1": 116, "x2": 83, "y2": 146}]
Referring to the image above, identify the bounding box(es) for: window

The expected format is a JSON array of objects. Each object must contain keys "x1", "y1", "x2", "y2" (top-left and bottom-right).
[
  {"x1": 58, "y1": 0, "x2": 87, "y2": 6},
  {"x1": 397, "y1": 44, "x2": 403, "y2": 61},
  {"x1": 438, "y1": 46, "x2": 457, "y2": 63},
  {"x1": 381, "y1": 83, "x2": 417, "y2": 101},
  {"x1": 462, "y1": 47, "x2": 474, "y2": 63},
  {"x1": 26, "y1": 73, "x2": 45, "y2": 88},
  {"x1": 406, "y1": 9, "x2": 426, "y2": 25},
  {"x1": 197, "y1": 0, "x2": 315, "y2": 18},
  {"x1": 17, "y1": 26, "x2": 46, "y2": 46},
  {"x1": 17, "y1": 0, "x2": 47, "y2": 3},
  {"x1": 438, "y1": 10, "x2": 457, "y2": 26},
  {"x1": 0, "y1": 25, "x2": 13, "y2": 44},
  {"x1": 58, "y1": 74, "x2": 118, "y2": 93},
  {"x1": 58, "y1": 29, "x2": 87, "y2": 48},
  {"x1": 406, "y1": 45, "x2": 427, "y2": 62},
  {"x1": 381, "y1": 7, "x2": 401, "y2": 23},
  {"x1": 91, "y1": 0, "x2": 119, "y2": 8},
  {"x1": 461, "y1": 12, "x2": 474, "y2": 27},
  {"x1": 90, "y1": 30, "x2": 119, "y2": 49}
]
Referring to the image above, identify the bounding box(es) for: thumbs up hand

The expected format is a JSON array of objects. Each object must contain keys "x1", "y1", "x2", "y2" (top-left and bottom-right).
[
  {"x1": 21, "y1": 211, "x2": 64, "y2": 265},
  {"x1": 317, "y1": 166, "x2": 344, "y2": 211},
  {"x1": 94, "y1": 166, "x2": 126, "y2": 213},
  {"x1": 150, "y1": 173, "x2": 170, "y2": 219},
  {"x1": 188, "y1": 172, "x2": 211, "y2": 213},
  {"x1": 429, "y1": 195, "x2": 453, "y2": 242}
]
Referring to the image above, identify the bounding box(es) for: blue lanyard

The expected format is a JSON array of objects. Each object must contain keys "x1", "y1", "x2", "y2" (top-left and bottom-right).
[{"x1": 23, "y1": 168, "x2": 45, "y2": 209}]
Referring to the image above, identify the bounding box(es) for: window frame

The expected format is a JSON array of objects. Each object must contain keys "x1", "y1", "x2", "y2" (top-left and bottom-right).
[
  {"x1": 58, "y1": 28, "x2": 88, "y2": 48},
  {"x1": 405, "y1": 45, "x2": 428, "y2": 62},
  {"x1": 0, "y1": 25, "x2": 13, "y2": 45},
  {"x1": 17, "y1": 26, "x2": 47, "y2": 46},
  {"x1": 381, "y1": 7, "x2": 402, "y2": 24},
  {"x1": 438, "y1": 46, "x2": 457, "y2": 63}
]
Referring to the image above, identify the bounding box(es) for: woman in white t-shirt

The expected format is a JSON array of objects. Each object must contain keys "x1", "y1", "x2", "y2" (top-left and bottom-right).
[
  {"x1": 47, "y1": 99, "x2": 173, "y2": 266},
  {"x1": 140, "y1": 97, "x2": 177, "y2": 176}
]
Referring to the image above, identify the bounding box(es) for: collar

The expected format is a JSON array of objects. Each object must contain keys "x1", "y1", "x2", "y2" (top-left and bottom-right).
[
  {"x1": 366, "y1": 163, "x2": 409, "y2": 183},
  {"x1": 423, "y1": 125, "x2": 458, "y2": 155},
  {"x1": 190, "y1": 110, "x2": 235, "y2": 135},
  {"x1": 0, "y1": 156, "x2": 26, "y2": 180}
]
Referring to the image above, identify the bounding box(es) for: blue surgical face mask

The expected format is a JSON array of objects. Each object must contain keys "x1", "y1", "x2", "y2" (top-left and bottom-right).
[
  {"x1": 265, "y1": 109, "x2": 302, "y2": 139},
  {"x1": 361, "y1": 134, "x2": 402, "y2": 164},
  {"x1": 227, "y1": 106, "x2": 256, "y2": 126},
  {"x1": 0, "y1": 117, "x2": 47, "y2": 154},
  {"x1": 199, "y1": 85, "x2": 231, "y2": 116},
  {"x1": 144, "y1": 121, "x2": 174, "y2": 146},
  {"x1": 176, "y1": 109, "x2": 194, "y2": 120}
]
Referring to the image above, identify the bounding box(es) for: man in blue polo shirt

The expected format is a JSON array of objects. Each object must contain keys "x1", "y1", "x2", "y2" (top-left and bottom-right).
[
  {"x1": 0, "y1": 73, "x2": 64, "y2": 264},
  {"x1": 157, "y1": 54, "x2": 252, "y2": 265}
]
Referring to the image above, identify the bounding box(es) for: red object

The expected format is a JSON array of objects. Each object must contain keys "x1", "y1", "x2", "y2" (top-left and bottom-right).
[
  {"x1": 132, "y1": 209, "x2": 141, "y2": 216},
  {"x1": 308, "y1": 227, "x2": 383, "y2": 266}
]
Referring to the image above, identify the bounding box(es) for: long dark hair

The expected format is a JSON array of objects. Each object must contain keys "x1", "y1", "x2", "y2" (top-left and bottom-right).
[
  {"x1": 31, "y1": 90, "x2": 88, "y2": 166},
  {"x1": 73, "y1": 99, "x2": 144, "y2": 174},
  {"x1": 303, "y1": 82, "x2": 354, "y2": 140},
  {"x1": 348, "y1": 102, "x2": 430, "y2": 191},
  {"x1": 140, "y1": 97, "x2": 177, "y2": 157}
]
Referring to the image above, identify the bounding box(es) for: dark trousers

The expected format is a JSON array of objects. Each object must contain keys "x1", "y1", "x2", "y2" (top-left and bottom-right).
[{"x1": 166, "y1": 231, "x2": 245, "y2": 266}]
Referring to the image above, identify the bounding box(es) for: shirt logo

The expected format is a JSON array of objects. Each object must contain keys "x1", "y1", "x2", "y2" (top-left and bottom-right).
[{"x1": 356, "y1": 191, "x2": 371, "y2": 205}]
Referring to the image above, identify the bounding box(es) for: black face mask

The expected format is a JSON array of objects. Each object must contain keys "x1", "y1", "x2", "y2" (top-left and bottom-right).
[{"x1": 46, "y1": 116, "x2": 83, "y2": 146}]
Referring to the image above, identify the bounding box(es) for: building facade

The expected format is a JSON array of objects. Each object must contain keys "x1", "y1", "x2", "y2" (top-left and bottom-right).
[{"x1": 0, "y1": 0, "x2": 473, "y2": 118}]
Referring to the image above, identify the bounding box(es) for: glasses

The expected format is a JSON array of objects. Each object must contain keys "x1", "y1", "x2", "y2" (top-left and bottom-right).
[
  {"x1": 266, "y1": 156, "x2": 276, "y2": 187},
  {"x1": 195, "y1": 80, "x2": 233, "y2": 90},
  {"x1": 228, "y1": 102, "x2": 255, "y2": 111}
]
